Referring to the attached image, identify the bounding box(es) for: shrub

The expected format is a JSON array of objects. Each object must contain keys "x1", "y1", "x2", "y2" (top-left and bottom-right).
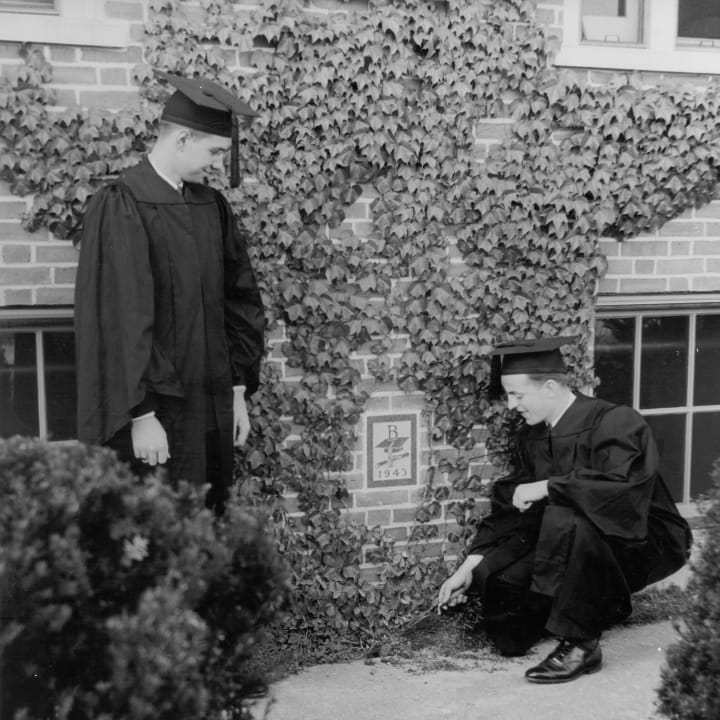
[
  {"x1": 0, "y1": 437, "x2": 288, "y2": 720},
  {"x1": 657, "y1": 462, "x2": 720, "y2": 719}
]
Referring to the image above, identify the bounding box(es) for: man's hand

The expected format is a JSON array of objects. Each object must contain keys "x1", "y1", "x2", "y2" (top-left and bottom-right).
[
  {"x1": 512, "y1": 480, "x2": 549, "y2": 512},
  {"x1": 233, "y1": 386, "x2": 250, "y2": 447},
  {"x1": 131, "y1": 413, "x2": 169, "y2": 465},
  {"x1": 437, "y1": 554, "x2": 483, "y2": 612}
]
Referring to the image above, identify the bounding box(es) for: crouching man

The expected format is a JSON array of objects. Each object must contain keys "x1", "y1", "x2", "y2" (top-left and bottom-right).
[{"x1": 438, "y1": 336, "x2": 692, "y2": 683}]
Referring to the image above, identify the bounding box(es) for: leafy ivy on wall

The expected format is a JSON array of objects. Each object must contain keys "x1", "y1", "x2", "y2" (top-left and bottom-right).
[{"x1": 2, "y1": 0, "x2": 720, "y2": 660}]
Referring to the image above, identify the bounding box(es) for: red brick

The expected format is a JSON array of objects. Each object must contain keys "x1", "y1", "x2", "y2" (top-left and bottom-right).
[
  {"x1": 617, "y1": 278, "x2": 668, "y2": 293},
  {"x1": 694, "y1": 240, "x2": 720, "y2": 255},
  {"x1": 474, "y1": 120, "x2": 513, "y2": 141},
  {"x1": 1, "y1": 244, "x2": 31, "y2": 263},
  {"x1": 690, "y1": 276, "x2": 720, "y2": 292},
  {"x1": 0, "y1": 224, "x2": 43, "y2": 242},
  {"x1": 0, "y1": 42, "x2": 22, "y2": 59},
  {"x1": 0, "y1": 202, "x2": 27, "y2": 221},
  {"x1": 100, "y1": 67, "x2": 129, "y2": 85},
  {"x1": 605, "y1": 258, "x2": 633, "y2": 275},
  {"x1": 36, "y1": 245, "x2": 79, "y2": 263},
  {"x1": 105, "y1": 1, "x2": 144, "y2": 21},
  {"x1": 52, "y1": 89, "x2": 79, "y2": 107},
  {"x1": 128, "y1": 23, "x2": 146, "y2": 42},
  {"x1": 354, "y1": 488, "x2": 410, "y2": 507},
  {"x1": 35, "y1": 287, "x2": 74, "y2": 304},
  {"x1": 597, "y1": 278, "x2": 619, "y2": 293},
  {"x1": 619, "y1": 240, "x2": 669, "y2": 256},
  {"x1": 3, "y1": 288, "x2": 33, "y2": 305},
  {"x1": 694, "y1": 201, "x2": 720, "y2": 218},
  {"x1": 54, "y1": 267, "x2": 77, "y2": 284},
  {"x1": 366, "y1": 509, "x2": 391, "y2": 526},
  {"x1": 0, "y1": 267, "x2": 50, "y2": 284},
  {"x1": 47, "y1": 45, "x2": 78, "y2": 62},
  {"x1": 656, "y1": 258, "x2": 704, "y2": 274},
  {"x1": 77, "y1": 89, "x2": 140, "y2": 109},
  {"x1": 534, "y1": 8, "x2": 557, "y2": 25},
  {"x1": 668, "y1": 277, "x2": 690, "y2": 292},
  {"x1": 344, "y1": 201, "x2": 369, "y2": 219},
  {"x1": 389, "y1": 395, "x2": 424, "y2": 411},
  {"x1": 80, "y1": 45, "x2": 143, "y2": 63},
  {"x1": 659, "y1": 221, "x2": 705, "y2": 237},
  {"x1": 393, "y1": 507, "x2": 420, "y2": 523},
  {"x1": 670, "y1": 240, "x2": 693, "y2": 256},
  {"x1": 364, "y1": 396, "x2": 391, "y2": 412},
  {"x1": 634, "y1": 259, "x2": 655, "y2": 274},
  {"x1": 52, "y1": 66, "x2": 97, "y2": 84},
  {"x1": 382, "y1": 526, "x2": 408, "y2": 541},
  {"x1": 311, "y1": 0, "x2": 368, "y2": 10},
  {"x1": 598, "y1": 238, "x2": 621, "y2": 257}
]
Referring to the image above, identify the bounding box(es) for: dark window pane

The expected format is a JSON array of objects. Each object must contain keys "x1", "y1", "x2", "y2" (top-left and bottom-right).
[
  {"x1": 645, "y1": 414, "x2": 686, "y2": 503},
  {"x1": 678, "y1": 0, "x2": 720, "y2": 40},
  {"x1": 694, "y1": 314, "x2": 720, "y2": 406},
  {"x1": 0, "y1": 332, "x2": 38, "y2": 437},
  {"x1": 640, "y1": 316, "x2": 688, "y2": 409},
  {"x1": 44, "y1": 331, "x2": 77, "y2": 441},
  {"x1": 595, "y1": 316, "x2": 635, "y2": 406},
  {"x1": 690, "y1": 411, "x2": 720, "y2": 498}
]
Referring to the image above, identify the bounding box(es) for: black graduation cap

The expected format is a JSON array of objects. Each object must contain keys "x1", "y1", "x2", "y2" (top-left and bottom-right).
[
  {"x1": 488, "y1": 336, "x2": 578, "y2": 399},
  {"x1": 155, "y1": 70, "x2": 257, "y2": 188}
]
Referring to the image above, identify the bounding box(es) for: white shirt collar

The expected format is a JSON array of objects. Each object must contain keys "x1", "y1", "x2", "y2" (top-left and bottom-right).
[
  {"x1": 548, "y1": 393, "x2": 576, "y2": 429},
  {"x1": 148, "y1": 157, "x2": 182, "y2": 193}
]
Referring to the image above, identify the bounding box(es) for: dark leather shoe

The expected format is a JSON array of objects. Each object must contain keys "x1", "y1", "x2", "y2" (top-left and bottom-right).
[{"x1": 525, "y1": 638, "x2": 602, "y2": 683}]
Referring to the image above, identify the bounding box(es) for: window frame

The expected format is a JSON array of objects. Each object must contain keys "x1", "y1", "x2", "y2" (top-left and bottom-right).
[
  {"x1": 0, "y1": 0, "x2": 129, "y2": 48},
  {"x1": 555, "y1": 0, "x2": 720, "y2": 75},
  {"x1": 594, "y1": 293, "x2": 720, "y2": 513},
  {"x1": 0, "y1": 307, "x2": 75, "y2": 442}
]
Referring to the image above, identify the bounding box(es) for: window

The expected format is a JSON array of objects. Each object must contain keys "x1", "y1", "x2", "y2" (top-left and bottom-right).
[
  {"x1": 0, "y1": 1, "x2": 55, "y2": 11},
  {"x1": 556, "y1": 0, "x2": 720, "y2": 74},
  {"x1": 678, "y1": 0, "x2": 720, "y2": 46},
  {"x1": 0, "y1": 311, "x2": 76, "y2": 442},
  {"x1": 581, "y1": 0, "x2": 644, "y2": 45},
  {"x1": 0, "y1": 0, "x2": 129, "y2": 48},
  {"x1": 594, "y1": 307, "x2": 720, "y2": 506}
]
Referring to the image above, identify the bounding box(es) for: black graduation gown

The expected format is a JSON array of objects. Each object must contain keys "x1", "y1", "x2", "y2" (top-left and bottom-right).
[
  {"x1": 74, "y1": 158, "x2": 265, "y2": 492},
  {"x1": 468, "y1": 393, "x2": 692, "y2": 638}
]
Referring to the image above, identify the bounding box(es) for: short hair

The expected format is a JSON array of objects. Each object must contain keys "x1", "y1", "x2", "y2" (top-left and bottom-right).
[
  {"x1": 156, "y1": 120, "x2": 210, "y2": 140},
  {"x1": 525, "y1": 373, "x2": 570, "y2": 388}
]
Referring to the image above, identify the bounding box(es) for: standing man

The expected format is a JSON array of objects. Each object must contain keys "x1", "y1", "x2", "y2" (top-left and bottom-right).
[
  {"x1": 437, "y1": 336, "x2": 692, "y2": 682},
  {"x1": 75, "y1": 72, "x2": 266, "y2": 513}
]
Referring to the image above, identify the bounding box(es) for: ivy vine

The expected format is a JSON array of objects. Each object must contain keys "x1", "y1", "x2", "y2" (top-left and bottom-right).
[{"x1": 2, "y1": 0, "x2": 720, "y2": 660}]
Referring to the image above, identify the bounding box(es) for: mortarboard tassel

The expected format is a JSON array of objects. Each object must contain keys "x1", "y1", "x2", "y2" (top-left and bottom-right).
[{"x1": 230, "y1": 113, "x2": 240, "y2": 188}]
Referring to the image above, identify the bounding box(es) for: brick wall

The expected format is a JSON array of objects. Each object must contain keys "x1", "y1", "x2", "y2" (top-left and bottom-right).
[
  {"x1": 536, "y1": 0, "x2": 720, "y2": 296},
  {"x1": 0, "y1": 0, "x2": 513, "y2": 557},
  {"x1": 3, "y1": 0, "x2": 717, "y2": 553}
]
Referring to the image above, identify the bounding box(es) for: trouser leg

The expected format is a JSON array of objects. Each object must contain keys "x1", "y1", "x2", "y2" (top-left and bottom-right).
[
  {"x1": 531, "y1": 505, "x2": 632, "y2": 641},
  {"x1": 482, "y1": 554, "x2": 552, "y2": 656}
]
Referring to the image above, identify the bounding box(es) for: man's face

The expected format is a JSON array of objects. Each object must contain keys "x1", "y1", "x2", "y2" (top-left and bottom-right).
[
  {"x1": 177, "y1": 133, "x2": 231, "y2": 183},
  {"x1": 501, "y1": 374, "x2": 553, "y2": 426}
]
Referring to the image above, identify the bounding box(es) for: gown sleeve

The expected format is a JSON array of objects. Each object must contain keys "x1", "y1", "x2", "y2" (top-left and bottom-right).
[
  {"x1": 74, "y1": 183, "x2": 157, "y2": 444},
  {"x1": 546, "y1": 405, "x2": 658, "y2": 541},
  {"x1": 467, "y1": 431, "x2": 543, "y2": 555},
  {"x1": 218, "y1": 193, "x2": 266, "y2": 397}
]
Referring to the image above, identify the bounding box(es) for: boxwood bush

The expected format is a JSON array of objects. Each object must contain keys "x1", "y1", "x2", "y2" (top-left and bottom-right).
[
  {"x1": 657, "y1": 463, "x2": 720, "y2": 719},
  {"x1": 0, "y1": 437, "x2": 288, "y2": 720}
]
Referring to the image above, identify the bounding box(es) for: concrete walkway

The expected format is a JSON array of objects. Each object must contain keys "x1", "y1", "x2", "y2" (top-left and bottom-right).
[{"x1": 261, "y1": 620, "x2": 678, "y2": 720}]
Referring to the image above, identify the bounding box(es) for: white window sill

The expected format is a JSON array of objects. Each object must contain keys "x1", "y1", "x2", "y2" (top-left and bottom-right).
[
  {"x1": 0, "y1": 13, "x2": 129, "y2": 48},
  {"x1": 555, "y1": 45, "x2": 720, "y2": 75}
]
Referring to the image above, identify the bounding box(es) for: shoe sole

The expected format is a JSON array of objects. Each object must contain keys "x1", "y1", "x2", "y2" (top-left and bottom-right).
[{"x1": 525, "y1": 661, "x2": 603, "y2": 684}]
